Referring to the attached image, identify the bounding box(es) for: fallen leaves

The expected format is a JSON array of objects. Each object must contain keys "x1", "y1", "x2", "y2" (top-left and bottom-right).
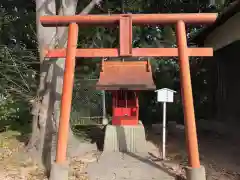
[{"x1": 0, "y1": 131, "x2": 91, "y2": 180}]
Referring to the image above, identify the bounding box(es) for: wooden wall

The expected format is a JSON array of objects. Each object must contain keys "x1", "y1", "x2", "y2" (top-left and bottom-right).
[{"x1": 211, "y1": 40, "x2": 240, "y2": 124}]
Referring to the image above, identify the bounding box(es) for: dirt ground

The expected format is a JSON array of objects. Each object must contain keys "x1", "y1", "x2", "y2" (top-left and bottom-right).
[
  {"x1": 1, "y1": 125, "x2": 240, "y2": 180},
  {"x1": 0, "y1": 130, "x2": 93, "y2": 180},
  {"x1": 147, "y1": 124, "x2": 240, "y2": 180}
]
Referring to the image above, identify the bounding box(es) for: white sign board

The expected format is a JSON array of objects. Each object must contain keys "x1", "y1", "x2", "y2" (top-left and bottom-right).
[
  {"x1": 155, "y1": 88, "x2": 176, "y2": 160},
  {"x1": 155, "y1": 88, "x2": 176, "y2": 103}
]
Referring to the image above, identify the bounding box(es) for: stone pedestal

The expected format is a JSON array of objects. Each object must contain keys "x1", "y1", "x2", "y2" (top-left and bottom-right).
[
  {"x1": 103, "y1": 123, "x2": 147, "y2": 153},
  {"x1": 49, "y1": 161, "x2": 69, "y2": 180},
  {"x1": 185, "y1": 166, "x2": 206, "y2": 180}
]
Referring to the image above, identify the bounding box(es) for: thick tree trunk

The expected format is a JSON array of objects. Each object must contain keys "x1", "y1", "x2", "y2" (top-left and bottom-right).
[
  {"x1": 28, "y1": 0, "x2": 102, "y2": 172},
  {"x1": 27, "y1": 0, "x2": 57, "y2": 168}
]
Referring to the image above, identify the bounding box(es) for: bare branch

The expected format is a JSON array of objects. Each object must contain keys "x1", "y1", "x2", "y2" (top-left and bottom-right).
[
  {"x1": 79, "y1": 0, "x2": 103, "y2": 15},
  {"x1": 36, "y1": 0, "x2": 56, "y2": 15},
  {"x1": 57, "y1": 0, "x2": 103, "y2": 48}
]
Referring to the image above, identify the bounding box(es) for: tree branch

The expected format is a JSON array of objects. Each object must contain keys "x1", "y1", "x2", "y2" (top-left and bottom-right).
[
  {"x1": 57, "y1": 0, "x2": 103, "y2": 48},
  {"x1": 79, "y1": 0, "x2": 102, "y2": 15}
]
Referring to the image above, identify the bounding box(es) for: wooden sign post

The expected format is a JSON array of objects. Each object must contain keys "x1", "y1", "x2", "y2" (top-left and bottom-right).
[{"x1": 155, "y1": 88, "x2": 176, "y2": 160}]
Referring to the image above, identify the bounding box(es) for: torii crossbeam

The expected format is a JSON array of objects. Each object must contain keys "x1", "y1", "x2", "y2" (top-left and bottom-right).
[{"x1": 40, "y1": 13, "x2": 217, "y2": 180}]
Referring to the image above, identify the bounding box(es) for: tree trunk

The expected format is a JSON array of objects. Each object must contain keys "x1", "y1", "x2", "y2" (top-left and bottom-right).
[
  {"x1": 27, "y1": 0, "x2": 57, "y2": 169},
  {"x1": 28, "y1": 0, "x2": 102, "y2": 172}
]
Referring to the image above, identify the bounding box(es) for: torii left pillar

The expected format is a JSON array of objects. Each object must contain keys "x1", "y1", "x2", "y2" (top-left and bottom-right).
[{"x1": 49, "y1": 23, "x2": 78, "y2": 180}]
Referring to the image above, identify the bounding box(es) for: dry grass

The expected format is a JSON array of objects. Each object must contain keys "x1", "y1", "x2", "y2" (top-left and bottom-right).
[{"x1": 0, "y1": 131, "x2": 93, "y2": 180}]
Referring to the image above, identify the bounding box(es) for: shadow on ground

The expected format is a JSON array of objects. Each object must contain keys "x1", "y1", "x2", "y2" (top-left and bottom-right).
[
  {"x1": 82, "y1": 123, "x2": 186, "y2": 179},
  {"x1": 117, "y1": 126, "x2": 186, "y2": 180},
  {"x1": 73, "y1": 124, "x2": 105, "y2": 151},
  {"x1": 146, "y1": 125, "x2": 240, "y2": 179},
  {"x1": 85, "y1": 122, "x2": 240, "y2": 179}
]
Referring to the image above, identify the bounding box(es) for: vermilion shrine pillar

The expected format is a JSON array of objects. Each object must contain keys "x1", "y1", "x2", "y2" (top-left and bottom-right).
[
  {"x1": 50, "y1": 23, "x2": 78, "y2": 180},
  {"x1": 176, "y1": 20, "x2": 200, "y2": 168},
  {"x1": 176, "y1": 20, "x2": 206, "y2": 179}
]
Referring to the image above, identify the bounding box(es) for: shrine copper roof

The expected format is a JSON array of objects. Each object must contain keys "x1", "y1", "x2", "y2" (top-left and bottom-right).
[{"x1": 96, "y1": 61, "x2": 156, "y2": 90}]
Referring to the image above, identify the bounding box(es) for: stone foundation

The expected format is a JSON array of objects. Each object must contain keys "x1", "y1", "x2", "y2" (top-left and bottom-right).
[
  {"x1": 185, "y1": 166, "x2": 206, "y2": 180},
  {"x1": 49, "y1": 161, "x2": 69, "y2": 180},
  {"x1": 103, "y1": 123, "x2": 147, "y2": 153}
]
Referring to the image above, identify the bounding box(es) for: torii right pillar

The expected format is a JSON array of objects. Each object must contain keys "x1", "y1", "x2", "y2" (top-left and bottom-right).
[{"x1": 176, "y1": 20, "x2": 206, "y2": 180}]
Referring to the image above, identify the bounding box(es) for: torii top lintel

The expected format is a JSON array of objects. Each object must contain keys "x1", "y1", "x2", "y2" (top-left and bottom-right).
[
  {"x1": 41, "y1": 13, "x2": 217, "y2": 58},
  {"x1": 40, "y1": 13, "x2": 217, "y2": 26}
]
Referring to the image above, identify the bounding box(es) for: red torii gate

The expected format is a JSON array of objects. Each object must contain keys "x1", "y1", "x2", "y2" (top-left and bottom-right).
[{"x1": 40, "y1": 13, "x2": 217, "y2": 180}]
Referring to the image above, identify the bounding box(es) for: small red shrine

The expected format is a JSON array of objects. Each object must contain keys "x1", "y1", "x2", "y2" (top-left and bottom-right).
[{"x1": 96, "y1": 60, "x2": 156, "y2": 125}]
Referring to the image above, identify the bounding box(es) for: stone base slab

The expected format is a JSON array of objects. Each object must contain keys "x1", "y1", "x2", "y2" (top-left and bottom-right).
[
  {"x1": 103, "y1": 123, "x2": 147, "y2": 153},
  {"x1": 49, "y1": 161, "x2": 69, "y2": 180},
  {"x1": 185, "y1": 165, "x2": 206, "y2": 180}
]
